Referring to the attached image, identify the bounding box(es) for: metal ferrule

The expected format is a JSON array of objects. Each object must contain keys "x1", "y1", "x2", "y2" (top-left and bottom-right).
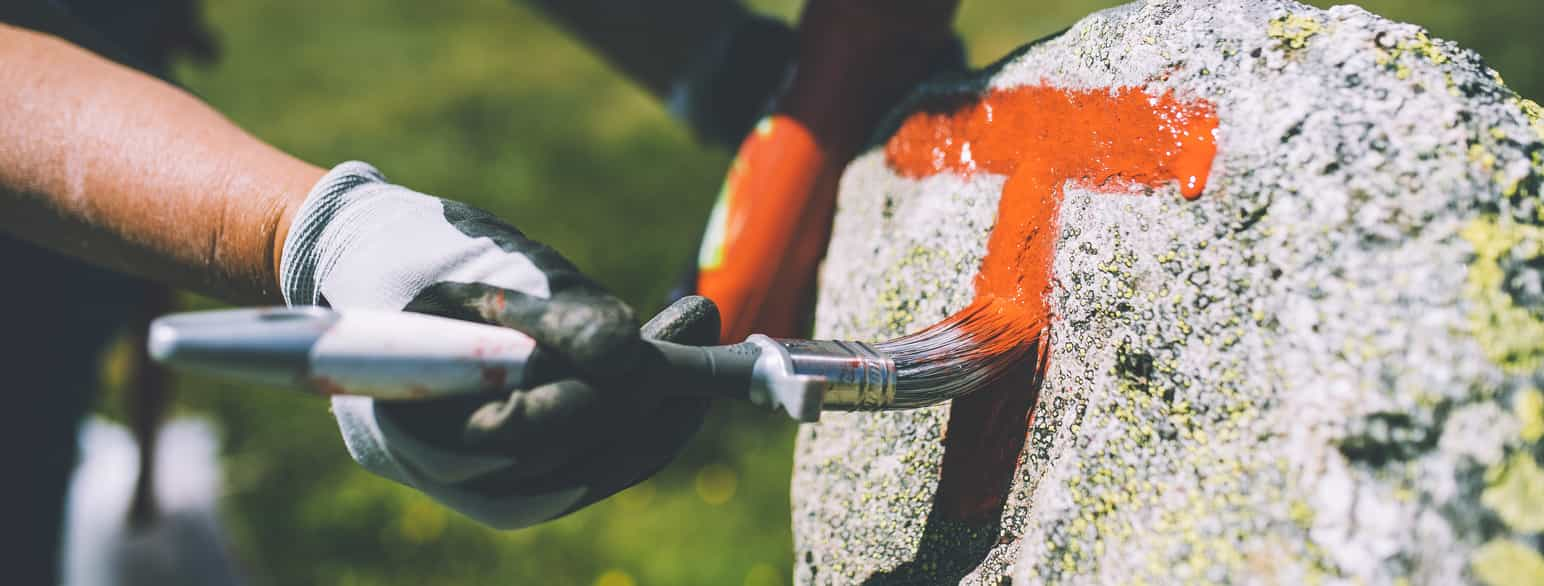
[{"x1": 779, "y1": 339, "x2": 896, "y2": 411}]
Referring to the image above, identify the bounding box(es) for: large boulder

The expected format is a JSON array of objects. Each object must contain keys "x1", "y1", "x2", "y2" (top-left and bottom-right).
[{"x1": 793, "y1": 0, "x2": 1544, "y2": 584}]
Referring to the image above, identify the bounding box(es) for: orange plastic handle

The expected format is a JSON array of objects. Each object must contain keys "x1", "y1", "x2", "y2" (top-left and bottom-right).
[
  {"x1": 697, "y1": 116, "x2": 847, "y2": 340},
  {"x1": 694, "y1": 1, "x2": 957, "y2": 339},
  {"x1": 695, "y1": 0, "x2": 961, "y2": 341}
]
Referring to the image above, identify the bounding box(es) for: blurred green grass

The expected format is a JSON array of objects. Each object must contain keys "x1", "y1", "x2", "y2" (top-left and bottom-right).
[{"x1": 97, "y1": 1, "x2": 1542, "y2": 584}]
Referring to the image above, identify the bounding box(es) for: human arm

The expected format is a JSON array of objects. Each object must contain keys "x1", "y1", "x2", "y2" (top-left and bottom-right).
[
  {"x1": 0, "y1": 20, "x2": 712, "y2": 528},
  {"x1": 0, "y1": 22, "x2": 322, "y2": 303}
]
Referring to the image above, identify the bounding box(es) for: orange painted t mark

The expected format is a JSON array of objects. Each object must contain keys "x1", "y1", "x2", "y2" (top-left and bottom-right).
[{"x1": 884, "y1": 85, "x2": 1219, "y2": 522}]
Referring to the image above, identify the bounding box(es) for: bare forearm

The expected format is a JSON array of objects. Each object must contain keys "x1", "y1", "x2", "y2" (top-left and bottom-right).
[{"x1": 0, "y1": 24, "x2": 324, "y2": 303}]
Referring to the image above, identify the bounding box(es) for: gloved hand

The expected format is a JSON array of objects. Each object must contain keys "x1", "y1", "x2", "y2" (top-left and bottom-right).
[{"x1": 279, "y1": 161, "x2": 716, "y2": 528}]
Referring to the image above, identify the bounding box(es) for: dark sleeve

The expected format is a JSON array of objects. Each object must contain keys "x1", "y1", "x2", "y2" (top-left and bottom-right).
[
  {"x1": 523, "y1": 0, "x2": 794, "y2": 148},
  {"x1": 0, "y1": 1, "x2": 158, "y2": 76}
]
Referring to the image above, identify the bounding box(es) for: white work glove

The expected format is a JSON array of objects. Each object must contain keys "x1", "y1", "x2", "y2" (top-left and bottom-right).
[{"x1": 279, "y1": 161, "x2": 716, "y2": 529}]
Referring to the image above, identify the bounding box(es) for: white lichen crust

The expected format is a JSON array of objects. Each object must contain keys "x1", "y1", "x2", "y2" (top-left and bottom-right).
[{"x1": 792, "y1": 1, "x2": 1544, "y2": 584}]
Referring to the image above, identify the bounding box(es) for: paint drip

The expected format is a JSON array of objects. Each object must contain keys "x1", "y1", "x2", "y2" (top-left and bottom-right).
[{"x1": 883, "y1": 85, "x2": 1219, "y2": 521}]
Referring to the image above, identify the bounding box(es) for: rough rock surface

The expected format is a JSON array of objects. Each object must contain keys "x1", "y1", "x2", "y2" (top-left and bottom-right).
[{"x1": 792, "y1": 0, "x2": 1544, "y2": 584}]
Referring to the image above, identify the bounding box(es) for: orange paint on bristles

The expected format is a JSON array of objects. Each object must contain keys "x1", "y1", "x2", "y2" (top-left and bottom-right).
[
  {"x1": 882, "y1": 84, "x2": 1220, "y2": 522},
  {"x1": 875, "y1": 296, "x2": 1046, "y2": 409},
  {"x1": 938, "y1": 296, "x2": 1044, "y2": 357}
]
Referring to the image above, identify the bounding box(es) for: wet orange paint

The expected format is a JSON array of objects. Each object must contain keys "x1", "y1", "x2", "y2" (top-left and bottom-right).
[{"x1": 884, "y1": 85, "x2": 1219, "y2": 521}]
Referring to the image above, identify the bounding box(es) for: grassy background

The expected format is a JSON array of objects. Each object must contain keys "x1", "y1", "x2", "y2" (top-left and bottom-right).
[{"x1": 94, "y1": 1, "x2": 1541, "y2": 584}]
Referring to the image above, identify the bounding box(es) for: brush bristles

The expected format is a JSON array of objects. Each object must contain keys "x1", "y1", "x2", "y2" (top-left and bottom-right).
[{"x1": 872, "y1": 297, "x2": 1046, "y2": 409}]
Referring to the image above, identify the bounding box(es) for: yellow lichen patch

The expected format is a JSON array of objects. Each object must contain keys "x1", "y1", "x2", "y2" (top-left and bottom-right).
[
  {"x1": 1504, "y1": 177, "x2": 1523, "y2": 198},
  {"x1": 1267, "y1": 14, "x2": 1323, "y2": 52},
  {"x1": 1374, "y1": 30, "x2": 1452, "y2": 83},
  {"x1": 1519, "y1": 98, "x2": 1544, "y2": 141},
  {"x1": 1468, "y1": 143, "x2": 1498, "y2": 171},
  {"x1": 1407, "y1": 31, "x2": 1449, "y2": 65},
  {"x1": 1460, "y1": 217, "x2": 1544, "y2": 373},
  {"x1": 1517, "y1": 388, "x2": 1544, "y2": 442},
  {"x1": 1471, "y1": 539, "x2": 1544, "y2": 586},
  {"x1": 1481, "y1": 452, "x2": 1544, "y2": 533},
  {"x1": 1061, "y1": 361, "x2": 1283, "y2": 583},
  {"x1": 870, "y1": 245, "x2": 942, "y2": 334},
  {"x1": 1288, "y1": 499, "x2": 1315, "y2": 527}
]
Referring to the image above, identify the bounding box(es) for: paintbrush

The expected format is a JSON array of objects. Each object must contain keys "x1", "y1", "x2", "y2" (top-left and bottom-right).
[{"x1": 147, "y1": 298, "x2": 1041, "y2": 422}]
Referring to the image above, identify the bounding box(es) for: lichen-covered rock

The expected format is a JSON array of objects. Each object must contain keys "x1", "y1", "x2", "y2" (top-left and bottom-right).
[{"x1": 792, "y1": 1, "x2": 1544, "y2": 584}]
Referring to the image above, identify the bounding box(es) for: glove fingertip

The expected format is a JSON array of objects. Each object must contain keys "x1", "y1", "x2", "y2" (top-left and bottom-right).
[
  {"x1": 462, "y1": 399, "x2": 514, "y2": 447},
  {"x1": 563, "y1": 298, "x2": 643, "y2": 377},
  {"x1": 643, "y1": 295, "x2": 722, "y2": 345}
]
